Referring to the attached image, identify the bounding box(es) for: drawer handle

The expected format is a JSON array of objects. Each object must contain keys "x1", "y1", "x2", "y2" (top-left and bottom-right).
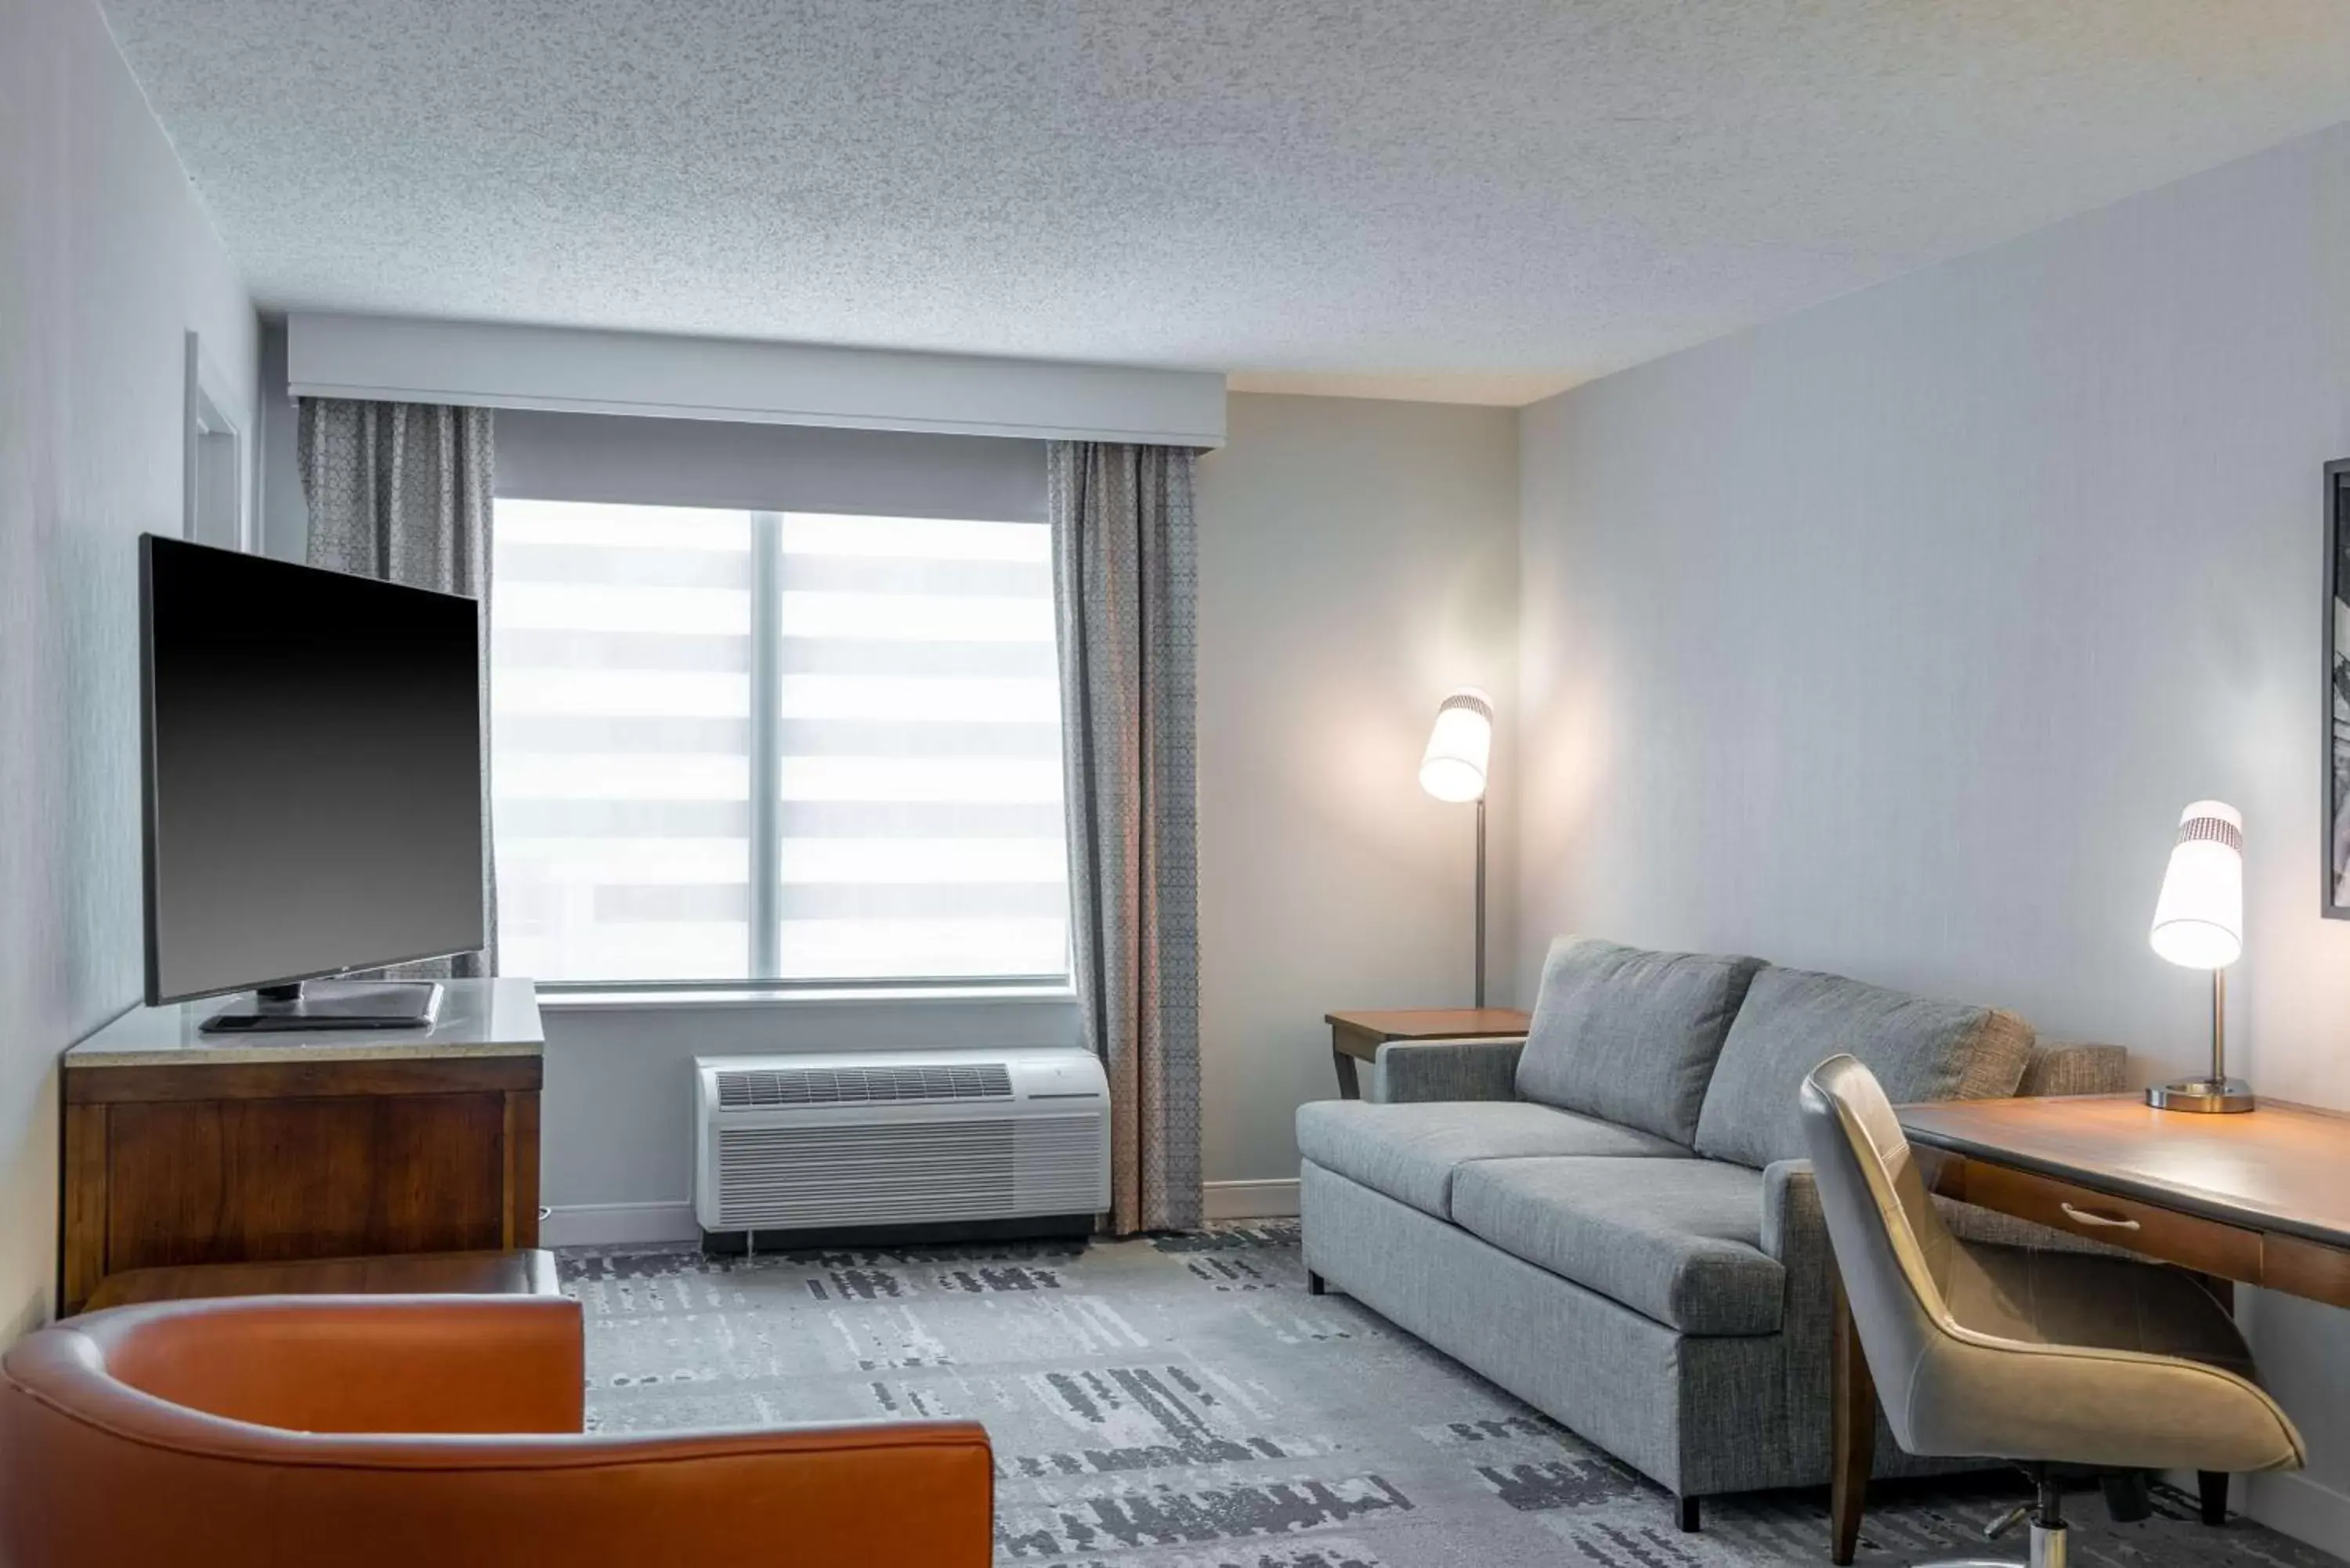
[{"x1": 2059, "y1": 1201, "x2": 2141, "y2": 1231}]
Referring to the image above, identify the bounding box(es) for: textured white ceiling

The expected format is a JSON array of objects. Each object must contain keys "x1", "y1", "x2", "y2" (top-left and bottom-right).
[{"x1": 106, "y1": 1, "x2": 2350, "y2": 399}]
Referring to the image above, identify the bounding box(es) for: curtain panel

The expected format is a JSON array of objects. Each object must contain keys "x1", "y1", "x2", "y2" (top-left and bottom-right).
[
  {"x1": 298, "y1": 397, "x2": 498, "y2": 979},
  {"x1": 1048, "y1": 441, "x2": 1202, "y2": 1234}
]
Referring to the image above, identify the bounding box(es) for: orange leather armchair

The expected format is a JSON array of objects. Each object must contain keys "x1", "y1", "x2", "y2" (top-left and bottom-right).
[{"x1": 0, "y1": 1294, "x2": 993, "y2": 1566}]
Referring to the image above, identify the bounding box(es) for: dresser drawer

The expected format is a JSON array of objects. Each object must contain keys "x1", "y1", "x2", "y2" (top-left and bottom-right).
[{"x1": 1956, "y1": 1158, "x2": 2262, "y2": 1282}]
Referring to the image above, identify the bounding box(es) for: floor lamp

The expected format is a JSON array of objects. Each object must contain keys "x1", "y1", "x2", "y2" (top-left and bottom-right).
[{"x1": 1419, "y1": 688, "x2": 1495, "y2": 1007}]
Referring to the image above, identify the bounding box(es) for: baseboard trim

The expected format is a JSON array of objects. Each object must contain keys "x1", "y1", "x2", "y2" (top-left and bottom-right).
[
  {"x1": 550, "y1": 1186, "x2": 1298, "y2": 1244},
  {"x1": 540, "y1": 1201, "x2": 699, "y2": 1248},
  {"x1": 2247, "y1": 1469, "x2": 2350, "y2": 1557},
  {"x1": 1202, "y1": 1178, "x2": 1300, "y2": 1220}
]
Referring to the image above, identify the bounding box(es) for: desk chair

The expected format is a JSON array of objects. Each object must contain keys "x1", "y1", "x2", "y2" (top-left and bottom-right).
[{"x1": 1799, "y1": 1055, "x2": 2302, "y2": 1566}]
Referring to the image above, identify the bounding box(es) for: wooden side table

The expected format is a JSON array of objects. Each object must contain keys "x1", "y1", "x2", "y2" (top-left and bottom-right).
[
  {"x1": 1323, "y1": 1008, "x2": 1532, "y2": 1099},
  {"x1": 61, "y1": 978, "x2": 544, "y2": 1316}
]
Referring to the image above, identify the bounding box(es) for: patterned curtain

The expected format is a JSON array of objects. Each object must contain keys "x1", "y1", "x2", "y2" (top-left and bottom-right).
[
  {"x1": 298, "y1": 397, "x2": 497, "y2": 978},
  {"x1": 1049, "y1": 442, "x2": 1202, "y2": 1234}
]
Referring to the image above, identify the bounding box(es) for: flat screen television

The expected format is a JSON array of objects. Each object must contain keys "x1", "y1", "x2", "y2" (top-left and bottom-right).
[{"x1": 139, "y1": 534, "x2": 484, "y2": 1030}]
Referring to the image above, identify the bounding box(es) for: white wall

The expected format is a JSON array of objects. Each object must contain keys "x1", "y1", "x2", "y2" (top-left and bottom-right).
[
  {"x1": 0, "y1": 0, "x2": 257, "y2": 1336},
  {"x1": 1196, "y1": 393, "x2": 1520, "y2": 1204},
  {"x1": 1517, "y1": 122, "x2": 2350, "y2": 1548},
  {"x1": 539, "y1": 992, "x2": 1081, "y2": 1244}
]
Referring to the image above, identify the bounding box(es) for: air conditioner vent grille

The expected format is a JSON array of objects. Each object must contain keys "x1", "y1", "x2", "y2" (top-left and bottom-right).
[
  {"x1": 714, "y1": 1116, "x2": 1099, "y2": 1229},
  {"x1": 716, "y1": 1061, "x2": 1014, "y2": 1109}
]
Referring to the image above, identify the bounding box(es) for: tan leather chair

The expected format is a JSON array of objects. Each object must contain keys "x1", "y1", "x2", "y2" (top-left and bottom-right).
[
  {"x1": 0, "y1": 1293, "x2": 993, "y2": 1567},
  {"x1": 1800, "y1": 1055, "x2": 2303, "y2": 1566}
]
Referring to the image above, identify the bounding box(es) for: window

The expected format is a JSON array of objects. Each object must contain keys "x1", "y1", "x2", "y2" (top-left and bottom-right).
[{"x1": 490, "y1": 499, "x2": 1069, "y2": 985}]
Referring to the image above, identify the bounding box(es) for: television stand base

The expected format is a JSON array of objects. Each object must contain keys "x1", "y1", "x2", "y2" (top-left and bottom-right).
[{"x1": 201, "y1": 979, "x2": 444, "y2": 1033}]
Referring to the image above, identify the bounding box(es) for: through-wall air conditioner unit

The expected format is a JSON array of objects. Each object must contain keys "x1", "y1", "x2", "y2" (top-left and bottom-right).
[{"x1": 693, "y1": 1049, "x2": 1110, "y2": 1249}]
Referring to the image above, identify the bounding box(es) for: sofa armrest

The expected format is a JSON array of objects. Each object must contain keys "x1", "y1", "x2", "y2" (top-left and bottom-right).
[
  {"x1": 1758, "y1": 1161, "x2": 1843, "y2": 1472},
  {"x1": 1760, "y1": 1159, "x2": 1829, "y2": 1275},
  {"x1": 446, "y1": 1422, "x2": 995, "y2": 1566},
  {"x1": 464, "y1": 1422, "x2": 996, "y2": 1566},
  {"x1": 2017, "y1": 1040, "x2": 2128, "y2": 1097},
  {"x1": 1375, "y1": 1036, "x2": 1525, "y2": 1102},
  {"x1": 85, "y1": 1295, "x2": 585, "y2": 1436},
  {"x1": 1, "y1": 1363, "x2": 995, "y2": 1568}
]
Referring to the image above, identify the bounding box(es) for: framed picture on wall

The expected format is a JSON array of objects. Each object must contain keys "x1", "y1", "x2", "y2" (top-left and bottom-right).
[{"x1": 2327, "y1": 459, "x2": 2350, "y2": 917}]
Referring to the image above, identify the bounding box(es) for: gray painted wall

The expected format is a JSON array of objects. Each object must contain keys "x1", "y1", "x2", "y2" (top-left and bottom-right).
[
  {"x1": 0, "y1": 0, "x2": 258, "y2": 1335},
  {"x1": 1517, "y1": 122, "x2": 2350, "y2": 1547},
  {"x1": 1197, "y1": 393, "x2": 1520, "y2": 1190}
]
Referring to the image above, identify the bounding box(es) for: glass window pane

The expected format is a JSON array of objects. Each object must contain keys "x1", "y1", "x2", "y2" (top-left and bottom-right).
[
  {"x1": 772, "y1": 515, "x2": 1068, "y2": 981},
  {"x1": 491, "y1": 499, "x2": 752, "y2": 981}
]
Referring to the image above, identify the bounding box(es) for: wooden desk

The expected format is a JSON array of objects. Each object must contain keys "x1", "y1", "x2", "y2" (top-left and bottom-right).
[
  {"x1": 1324, "y1": 1008, "x2": 1531, "y2": 1099},
  {"x1": 1827, "y1": 1094, "x2": 2350, "y2": 1563},
  {"x1": 62, "y1": 978, "x2": 544, "y2": 1317}
]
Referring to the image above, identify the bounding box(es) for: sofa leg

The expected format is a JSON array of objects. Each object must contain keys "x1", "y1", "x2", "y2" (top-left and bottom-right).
[
  {"x1": 1676, "y1": 1494, "x2": 1701, "y2": 1532},
  {"x1": 1306, "y1": 1270, "x2": 1326, "y2": 1295},
  {"x1": 2199, "y1": 1471, "x2": 2229, "y2": 1526}
]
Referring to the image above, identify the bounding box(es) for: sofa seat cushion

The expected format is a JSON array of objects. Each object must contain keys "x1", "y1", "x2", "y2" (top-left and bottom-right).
[
  {"x1": 1694, "y1": 965, "x2": 2034, "y2": 1170},
  {"x1": 1515, "y1": 938, "x2": 1764, "y2": 1144},
  {"x1": 1295, "y1": 1100, "x2": 1689, "y2": 1220},
  {"x1": 1449, "y1": 1157, "x2": 1784, "y2": 1335}
]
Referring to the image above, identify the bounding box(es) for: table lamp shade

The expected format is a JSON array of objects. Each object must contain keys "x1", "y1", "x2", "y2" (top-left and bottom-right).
[
  {"x1": 2149, "y1": 800, "x2": 2243, "y2": 970},
  {"x1": 1419, "y1": 688, "x2": 1494, "y2": 803}
]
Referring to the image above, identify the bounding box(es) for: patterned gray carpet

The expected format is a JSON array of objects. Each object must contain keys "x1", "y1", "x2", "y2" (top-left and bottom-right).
[{"x1": 565, "y1": 1225, "x2": 2338, "y2": 1567}]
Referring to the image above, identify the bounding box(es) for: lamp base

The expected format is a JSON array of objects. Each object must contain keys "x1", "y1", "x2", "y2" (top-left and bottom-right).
[{"x1": 2146, "y1": 1078, "x2": 2255, "y2": 1114}]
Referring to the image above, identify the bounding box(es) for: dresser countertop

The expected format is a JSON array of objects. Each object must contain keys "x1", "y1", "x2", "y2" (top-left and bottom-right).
[{"x1": 66, "y1": 977, "x2": 543, "y2": 1068}]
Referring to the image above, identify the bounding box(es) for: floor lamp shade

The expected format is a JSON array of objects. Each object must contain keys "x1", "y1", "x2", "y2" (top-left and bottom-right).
[
  {"x1": 1419, "y1": 688, "x2": 1493, "y2": 803},
  {"x1": 1420, "y1": 687, "x2": 1494, "y2": 1007},
  {"x1": 2149, "y1": 800, "x2": 2243, "y2": 970}
]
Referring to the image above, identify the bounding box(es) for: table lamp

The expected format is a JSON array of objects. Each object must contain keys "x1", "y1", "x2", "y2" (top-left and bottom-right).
[
  {"x1": 1419, "y1": 688, "x2": 1494, "y2": 1006},
  {"x1": 2146, "y1": 799, "x2": 2254, "y2": 1112}
]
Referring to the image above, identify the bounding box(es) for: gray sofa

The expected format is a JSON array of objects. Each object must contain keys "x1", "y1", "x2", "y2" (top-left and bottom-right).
[{"x1": 1296, "y1": 937, "x2": 2126, "y2": 1527}]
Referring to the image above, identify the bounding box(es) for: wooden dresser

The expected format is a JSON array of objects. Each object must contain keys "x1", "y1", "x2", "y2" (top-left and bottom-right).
[{"x1": 62, "y1": 978, "x2": 544, "y2": 1315}]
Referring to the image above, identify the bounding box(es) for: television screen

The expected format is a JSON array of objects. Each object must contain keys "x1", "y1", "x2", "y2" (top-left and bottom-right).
[{"x1": 140, "y1": 535, "x2": 484, "y2": 1004}]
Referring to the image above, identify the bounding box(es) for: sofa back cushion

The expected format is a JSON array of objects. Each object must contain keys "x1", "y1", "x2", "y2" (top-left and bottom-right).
[
  {"x1": 1515, "y1": 938, "x2": 1765, "y2": 1143},
  {"x1": 1693, "y1": 964, "x2": 2034, "y2": 1169}
]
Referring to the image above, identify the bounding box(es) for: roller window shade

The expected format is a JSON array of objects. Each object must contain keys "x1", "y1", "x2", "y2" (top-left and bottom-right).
[{"x1": 490, "y1": 493, "x2": 1068, "y2": 985}]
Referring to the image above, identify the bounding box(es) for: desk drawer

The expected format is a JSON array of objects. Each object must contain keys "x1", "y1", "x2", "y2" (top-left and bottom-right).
[{"x1": 1957, "y1": 1158, "x2": 2262, "y2": 1281}]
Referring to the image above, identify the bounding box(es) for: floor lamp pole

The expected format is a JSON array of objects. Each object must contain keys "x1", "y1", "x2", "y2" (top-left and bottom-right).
[{"x1": 1474, "y1": 794, "x2": 1487, "y2": 1008}]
